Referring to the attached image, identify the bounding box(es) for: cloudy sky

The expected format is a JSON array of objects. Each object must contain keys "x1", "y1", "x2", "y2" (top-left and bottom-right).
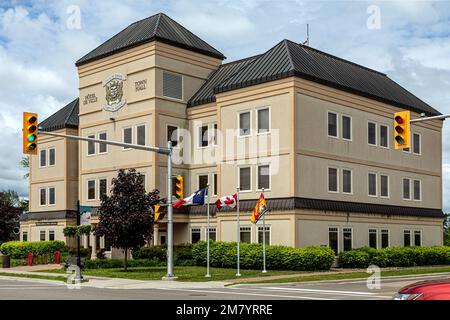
[{"x1": 1, "y1": 0, "x2": 450, "y2": 209}]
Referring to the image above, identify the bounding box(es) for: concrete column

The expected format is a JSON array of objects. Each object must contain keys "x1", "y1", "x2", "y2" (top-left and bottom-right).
[
  {"x1": 91, "y1": 232, "x2": 97, "y2": 260},
  {"x1": 100, "y1": 236, "x2": 105, "y2": 249},
  {"x1": 153, "y1": 224, "x2": 159, "y2": 246},
  {"x1": 83, "y1": 234, "x2": 88, "y2": 248}
]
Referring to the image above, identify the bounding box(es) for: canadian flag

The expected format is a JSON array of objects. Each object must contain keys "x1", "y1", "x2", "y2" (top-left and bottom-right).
[{"x1": 215, "y1": 194, "x2": 238, "y2": 210}]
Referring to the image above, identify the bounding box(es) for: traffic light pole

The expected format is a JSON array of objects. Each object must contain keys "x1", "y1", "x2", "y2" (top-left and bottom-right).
[
  {"x1": 38, "y1": 130, "x2": 177, "y2": 280},
  {"x1": 410, "y1": 114, "x2": 450, "y2": 123}
]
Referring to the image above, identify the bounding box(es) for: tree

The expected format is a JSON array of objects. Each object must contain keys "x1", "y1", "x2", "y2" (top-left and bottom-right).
[
  {"x1": 444, "y1": 213, "x2": 450, "y2": 246},
  {"x1": 0, "y1": 192, "x2": 21, "y2": 244},
  {"x1": 94, "y1": 169, "x2": 160, "y2": 270},
  {"x1": 20, "y1": 156, "x2": 29, "y2": 179}
]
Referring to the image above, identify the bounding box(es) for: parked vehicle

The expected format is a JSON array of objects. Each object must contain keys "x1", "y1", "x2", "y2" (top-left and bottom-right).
[{"x1": 393, "y1": 279, "x2": 450, "y2": 300}]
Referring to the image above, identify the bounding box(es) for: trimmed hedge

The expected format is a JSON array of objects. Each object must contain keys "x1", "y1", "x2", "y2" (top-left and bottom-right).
[
  {"x1": 339, "y1": 246, "x2": 450, "y2": 268},
  {"x1": 192, "y1": 241, "x2": 335, "y2": 271},
  {"x1": 0, "y1": 241, "x2": 67, "y2": 259},
  {"x1": 84, "y1": 257, "x2": 162, "y2": 269},
  {"x1": 132, "y1": 244, "x2": 193, "y2": 262}
]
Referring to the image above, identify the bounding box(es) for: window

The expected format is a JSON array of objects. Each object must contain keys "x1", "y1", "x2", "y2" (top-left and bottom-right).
[
  {"x1": 239, "y1": 167, "x2": 251, "y2": 191},
  {"x1": 22, "y1": 231, "x2": 28, "y2": 242},
  {"x1": 199, "y1": 125, "x2": 209, "y2": 147},
  {"x1": 213, "y1": 174, "x2": 217, "y2": 196},
  {"x1": 206, "y1": 227, "x2": 216, "y2": 241},
  {"x1": 414, "y1": 230, "x2": 422, "y2": 246},
  {"x1": 40, "y1": 149, "x2": 47, "y2": 167},
  {"x1": 191, "y1": 228, "x2": 201, "y2": 244},
  {"x1": 380, "y1": 175, "x2": 389, "y2": 198},
  {"x1": 381, "y1": 229, "x2": 389, "y2": 249},
  {"x1": 163, "y1": 71, "x2": 182, "y2": 100},
  {"x1": 343, "y1": 228, "x2": 352, "y2": 251},
  {"x1": 87, "y1": 180, "x2": 96, "y2": 200},
  {"x1": 137, "y1": 125, "x2": 146, "y2": 146},
  {"x1": 368, "y1": 173, "x2": 377, "y2": 197},
  {"x1": 413, "y1": 180, "x2": 421, "y2": 201},
  {"x1": 328, "y1": 112, "x2": 338, "y2": 137},
  {"x1": 258, "y1": 226, "x2": 270, "y2": 244},
  {"x1": 342, "y1": 169, "x2": 352, "y2": 194},
  {"x1": 368, "y1": 122, "x2": 376, "y2": 145},
  {"x1": 404, "y1": 230, "x2": 411, "y2": 247},
  {"x1": 88, "y1": 135, "x2": 96, "y2": 155},
  {"x1": 99, "y1": 179, "x2": 107, "y2": 199},
  {"x1": 49, "y1": 230, "x2": 55, "y2": 241},
  {"x1": 48, "y1": 148, "x2": 56, "y2": 166},
  {"x1": 257, "y1": 165, "x2": 270, "y2": 190},
  {"x1": 369, "y1": 229, "x2": 377, "y2": 249},
  {"x1": 379, "y1": 125, "x2": 388, "y2": 148},
  {"x1": 123, "y1": 128, "x2": 132, "y2": 148},
  {"x1": 328, "y1": 167, "x2": 338, "y2": 193},
  {"x1": 40, "y1": 188, "x2": 46, "y2": 206},
  {"x1": 40, "y1": 230, "x2": 46, "y2": 241},
  {"x1": 342, "y1": 115, "x2": 351, "y2": 140},
  {"x1": 167, "y1": 125, "x2": 178, "y2": 147},
  {"x1": 99, "y1": 132, "x2": 107, "y2": 154},
  {"x1": 212, "y1": 123, "x2": 218, "y2": 145},
  {"x1": 328, "y1": 227, "x2": 339, "y2": 255},
  {"x1": 413, "y1": 133, "x2": 421, "y2": 155},
  {"x1": 48, "y1": 187, "x2": 55, "y2": 205},
  {"x1": 239, "y1": 112, "x2": 251, "y2": 136},
  {"x1": 240, "y1": 227, "x2": 251, "y2": 243},
  {"x1": 403, "y1": 178, "x2": 411, "y2": 200},
  {"x1": 257, "y1": 108, "x2": 270, "y2": 134},
  {"x1": 198, "y1": 175, "x2": 208, "y2": 190}
]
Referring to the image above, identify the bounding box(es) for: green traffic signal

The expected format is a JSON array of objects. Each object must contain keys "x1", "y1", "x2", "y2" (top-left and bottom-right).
[{"x1": 28, "y1": 134, "x2": 36, "y2": 142}]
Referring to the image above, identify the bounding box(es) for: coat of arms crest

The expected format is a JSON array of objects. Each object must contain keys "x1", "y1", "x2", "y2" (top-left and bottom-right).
[{"x1": 103, "y1": 74, "x2": 127, "y2": 112}]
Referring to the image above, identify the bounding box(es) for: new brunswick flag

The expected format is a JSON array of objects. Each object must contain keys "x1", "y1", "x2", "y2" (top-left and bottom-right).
[{"x1": 251, "y1": 193, "x2": 269, "y2": 224}]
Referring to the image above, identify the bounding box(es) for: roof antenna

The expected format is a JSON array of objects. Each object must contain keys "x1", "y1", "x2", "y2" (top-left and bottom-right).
[{"x1": 302, "y1": 24, "x2": 310, "y2": 46}]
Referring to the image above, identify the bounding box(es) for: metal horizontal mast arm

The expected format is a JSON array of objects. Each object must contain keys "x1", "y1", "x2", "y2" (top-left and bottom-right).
[
  {"x1": 410, "y1": 114, "x2": 450, "y2": 123},
  {"x1": 38, "y1": 130, "x2": 171, "y2": 155}
]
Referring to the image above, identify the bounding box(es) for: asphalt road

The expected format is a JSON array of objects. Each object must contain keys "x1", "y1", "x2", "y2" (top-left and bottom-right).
[{"x1": 0, "y1": 273, "x2": 449, "y2": 300}]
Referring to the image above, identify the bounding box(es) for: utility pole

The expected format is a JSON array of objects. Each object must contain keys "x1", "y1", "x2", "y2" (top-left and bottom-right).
[{"x1": 38, "y1": 130, "x2": 176, "y2": 280}]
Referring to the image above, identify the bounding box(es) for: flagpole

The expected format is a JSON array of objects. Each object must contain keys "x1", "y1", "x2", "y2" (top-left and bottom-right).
[
  {"x1": 206, "y1": 185, "x2": 211, "y2": 278},
  {"x1": 262, "y1": 188, "x2": 267, "y2": 273},
  {"x1": 236, "y1": 187, "x2": 241, "y2": 277}
]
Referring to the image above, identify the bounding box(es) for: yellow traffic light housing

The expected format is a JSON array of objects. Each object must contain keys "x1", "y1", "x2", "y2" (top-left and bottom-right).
[
  {"x1": 394, "y1": 111, "x2": 410, "y2": 150},
  {"x1": 154, "y1": 204, "x2": 161, "y2": 223},
  {"x1": 173, "y1": 175, "x2": 183, "y2": 200},
  {"x1": 23, "y1": 112, "x2": 38, "y2": 155}
]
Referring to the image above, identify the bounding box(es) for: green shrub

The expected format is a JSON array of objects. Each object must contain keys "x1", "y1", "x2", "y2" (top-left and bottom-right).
[
  {"x1": 339, "y1": 246, "x2": 450, "y2": 268},
  {"x1": 0, "y1": 241, "x2": 67, "y2": 259},
  {"x1": 68, "y1": 247, "x2": 90, "y2": 258},
  {"x1": 192, "y1": 241, "x2": 335, "y2": 271},
  {"x1": 132, "y1": 244, "x2": 193, "y2": 262}
]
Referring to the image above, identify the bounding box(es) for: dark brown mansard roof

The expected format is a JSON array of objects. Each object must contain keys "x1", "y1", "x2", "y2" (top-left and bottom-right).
[{"x1": 39, "y1": 98, "x2": 79, "y2": 132}]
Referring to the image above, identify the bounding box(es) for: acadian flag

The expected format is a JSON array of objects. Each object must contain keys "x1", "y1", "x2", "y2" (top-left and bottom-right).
[
  {"x1": 251, "y1": 193, "x2": 269, "y2": 224},
  {"x1": 173, "y1": 188, "x2": 207, "y2": 208}
]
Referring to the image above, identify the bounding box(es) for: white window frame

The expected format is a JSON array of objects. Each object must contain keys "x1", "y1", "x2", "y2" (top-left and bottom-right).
[
  {"x1": 413, "y1": 179, "x2": 422, "y2": 202},
  {"x1": 135, "y1": 123, "x2": 147, "y2": 147},
  {"x1": 380, "y1": 174, "x2": 390, "y2": 198},
  {"x1": 39, "y1": 148, "x2": 47, "y2": 168},
  {"x1": 205, "y1": 227, "x2": 217, "y2": 241},
  {"x1": 166, "y1": 124, "x2": 180, "y2": 148},
  {"x1": 238, "y1": 165, "x2": 252, "y2": 193},
  {"x1": 122, "y1": 127, "x2": 133, "y2": 150},
  {"x1": 328, "y1": 226, "x2": 340, "y2": 254},
  {"x1": 39, "y1": 230, "x2": 46, "y2": 242},
  {"x1": 341, "y1": 114, "x2": 352, "y2": 141},
  {"x1": 341, "y1": 168, "x2": 353, "y2": 195},
  {"x1": 98, "y1": 132, "x2": 108, "y2": 155},
  {"x1": 39, "y1": 188, "x2": 47, "y2": 207},
  {"x1": 380, "y1": 229, "x2": 390, "y2": 248},
  {"x1": 98, "y1": 178, "x2": 108, "y2": 199},
  {"x1": 238, "y1": 110, "x2": 252, "y2": 138},
  {"x1": 327, "y1": 166, "x2": 339, "y2": 193},
  {"x1": 211, "y1": 123, "x2": 218, "y2": 146},
  {"x1": 368, "y1": 228, "x2": 378, "y2": 249},
  {"x1": 256, "y1": 164, "x2": 271, "y2": 191},
  {"x1": 342, "y1": 227, "x2": 353, "y2": 251},
  {"x1": 213, "y1": 173, "x2": 218, "y2": 196},
  {"x1": 22, "y1": 231, "x2": 28, "y2": 242},
  {"x1": 48, "y1": 186, "x2": 56, "y2": 206},
  {"x1": 402, "y1": 177, "x2": 412, "y2": 200},
  {"x1": 327, "y1": 111, "x2": 339, "y2": 139},
  {"x1": 87, "y1": 134, "x2": 96, "y2": 156},
  {"x1": 197, "y1": 174, "x2": 209, "y2": 191},
  {"x1": 257, "y1": 225, "x2": 271, "y2": 245},
  {"x1": 197, "y1": 124, "x2": 210, "y2": 149},
  {"x1": 367, "y1": 121, "x2": 377, "y2": 146},
  {"x1": 190, "y1": 227, "x2": 201, "y2": 243},
  {"x1": 87, "y1": 179, "x2": 97, "y2": 201},
  {"x1": 414, "y1": 230, "x2": 423, "y2": 247},
  {"x1": 413, "y1": 132, "x2": 422, "y2": 155},
  {"x1": 403, "y1": 229, "x2": 412, "y2": 247},
  {"x1": 379, "y1": 124, "x2": 389, "y2": 149},
  {"x1": 48, "y1": 230, "x2": 55, "y2": 241},
  {"x1": 256, "y1": 106, "x2": 271, "y2": 135},
  {"x1": 48, "y1": 147, "x2": 56, "y2": 166},
  {"x1": 162, "y1": 71, "x2": 184, "y2": 101},
  {"x1": 368, "y1": 172, "x2": 378, "y2": 197},
  {"x1": 239, "y1": 226, "x2": 252, "y2": 244}
]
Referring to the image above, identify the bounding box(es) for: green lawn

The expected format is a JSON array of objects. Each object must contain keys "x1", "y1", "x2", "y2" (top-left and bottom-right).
[
  {"x1": 0, "y1": 272, "x2": 68, "y2": 283},
  {"x1": 38, "y1": 266, "x2": 298, "y2": 282}
]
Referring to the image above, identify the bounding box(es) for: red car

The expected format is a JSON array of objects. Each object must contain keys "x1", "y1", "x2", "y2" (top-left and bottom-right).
[{"x1": 394, "y1": 279, "x2": 450, "y2": 300}]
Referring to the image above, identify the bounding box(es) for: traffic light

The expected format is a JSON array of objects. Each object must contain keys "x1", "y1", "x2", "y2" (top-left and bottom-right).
[
  {"x1": 23, "y1": 112, "x2": 38, "y2": 155},
  {"x1": 172, "y1": 175, "x2": 183, "y2": 200},
  {"x1": 154, "y1": 204, "x2": 161, "y2": 223},
  {"x1": 394, "y1": 111, "x2": 410, "y2": 150}
]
